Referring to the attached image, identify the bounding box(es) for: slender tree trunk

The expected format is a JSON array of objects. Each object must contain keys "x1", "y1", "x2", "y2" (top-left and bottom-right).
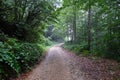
[
  {"x1": 87, "y1": 0, "x2": 91, "y2": 51},
  {"x1": 72, "y1": 3, "x2": 77, "y2": 43},
  {"x1": 14, "y1": 0, "x2": 17, "y2": 21},
  {"x1": 67, "y1": 24, "x2": 69, "y2": 41}
]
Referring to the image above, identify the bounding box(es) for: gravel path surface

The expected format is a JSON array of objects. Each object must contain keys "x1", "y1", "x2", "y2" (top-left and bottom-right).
[
  {"x1": 15, "y1": 45, "x2": 85, "y2": 80},
  {"x1": 13, "y1": 44, "x2": 120, "y2": 80}
]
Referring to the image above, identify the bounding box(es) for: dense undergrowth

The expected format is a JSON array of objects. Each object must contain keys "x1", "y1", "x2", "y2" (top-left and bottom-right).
[
  {"x1": 0, "y1": 33, "x2": 48, "y2": 80},
  {"x1": 63, "y1": 42, "x2": 120, "y2": 62},
  {"x1": 0, "y1": 0, "x2": 57, "y2": 79},
  {"x1": 63, "y1": 42, "x2": 88, "y2": 55}
]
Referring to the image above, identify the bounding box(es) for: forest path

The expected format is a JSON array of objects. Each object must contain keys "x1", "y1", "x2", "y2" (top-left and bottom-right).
[
  {"x1": 13, "y1": 43, "x2": 120, "y2": 80},
  {"x1": 15, "y1": 43, "x2": 84, "y2": 80}
]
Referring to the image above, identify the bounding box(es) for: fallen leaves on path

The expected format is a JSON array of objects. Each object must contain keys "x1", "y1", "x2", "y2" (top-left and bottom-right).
[
  {"x1": 63, "y1": 48, "x2": 120, "y2": 80},
  {"x1": 11, "y1": 46, "x2": 120, "y2": 80}
]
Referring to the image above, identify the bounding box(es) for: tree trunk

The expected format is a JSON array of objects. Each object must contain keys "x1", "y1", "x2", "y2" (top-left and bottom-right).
[
  {"x1": 72, "y1": 3, "x2": 77, "y2": 43},
  {"x1": 87, "y1": 0, "x2": 91, "y2": 51},
  {"x1": 14, "y1": 0, "x2": 18, "y2": 21}
]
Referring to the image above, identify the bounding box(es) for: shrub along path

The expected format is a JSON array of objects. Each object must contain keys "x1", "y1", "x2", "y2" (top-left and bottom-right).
[{"x1": 12, "y1": 44, "x2": 120, "y2": 80}]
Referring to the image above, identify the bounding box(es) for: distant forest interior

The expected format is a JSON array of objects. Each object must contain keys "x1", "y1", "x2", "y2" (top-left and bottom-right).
[{"x1": 0, "y1": 0, "x2": 120, "y2": 80}]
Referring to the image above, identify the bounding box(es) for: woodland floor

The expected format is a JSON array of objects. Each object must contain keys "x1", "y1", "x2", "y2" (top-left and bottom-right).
[{"x1": 11, "y1": 44, "x2": 120, "y2": 80}]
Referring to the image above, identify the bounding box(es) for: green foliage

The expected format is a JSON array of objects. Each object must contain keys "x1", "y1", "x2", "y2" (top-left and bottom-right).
[
  {"x1": 82, "y1": 50, "x2": 90, "y2": 56},
  {"x1": 60, "y1": 0, "x2": 120, "y2": 61},
  {"x1": 0, "y1": 0, "x2": 57, "y2": 42},
  {"x1": 0, "y1": 36, "x2": 44, "y2": 79},
  {"x1": 0, "y1": 0, "x2": 58, "y2": 79},
  {"x1": 63, "y1": 42, "x2": 88, "y2": 55}
]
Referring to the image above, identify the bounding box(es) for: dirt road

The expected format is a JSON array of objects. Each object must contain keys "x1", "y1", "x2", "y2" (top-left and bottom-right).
[
  {"x1": 20, "y1": 44, "x2": 84, "y2": 80},
  {"x1": 14, "y1": 44, "x2": 120, "y2": 80}
]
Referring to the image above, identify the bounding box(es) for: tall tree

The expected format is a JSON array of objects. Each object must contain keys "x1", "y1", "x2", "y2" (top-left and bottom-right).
[
  {"x1": 87, "y1": 0, "x2": 92, "y2": 52},
  {"x1": 72, "y1": 0, "x2": 77, "y2": 43}
]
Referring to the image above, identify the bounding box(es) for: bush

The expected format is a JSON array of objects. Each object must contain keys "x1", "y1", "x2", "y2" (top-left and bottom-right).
[
  {"x1": 0, "y1": 37, "x2": 44, "y2": 79},
  {"x1": 63, "y1": 42, "x2": 88, "y2": 55}
]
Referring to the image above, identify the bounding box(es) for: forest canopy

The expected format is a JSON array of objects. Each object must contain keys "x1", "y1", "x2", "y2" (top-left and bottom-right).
[
  {"x1": 56, "y1": 0, "x2": 120, "y2": 61},
  {"x1": 0, "y1": 0, "x2": 120, "y2": 79},
  {"x1": 0, "y1": 0, "x2": 59, "y2": 79}
]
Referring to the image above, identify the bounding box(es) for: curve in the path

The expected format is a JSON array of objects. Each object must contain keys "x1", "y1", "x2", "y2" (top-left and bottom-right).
[
  {"x1": 14, "y1": 44, "x2": 85, "y2": 80},
  {"x1": 25, "y1": 46, "x2": 72, "y2": 80},
  {"x1": 14, "y1": 44, "x2": 120, "y2": 80}
]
